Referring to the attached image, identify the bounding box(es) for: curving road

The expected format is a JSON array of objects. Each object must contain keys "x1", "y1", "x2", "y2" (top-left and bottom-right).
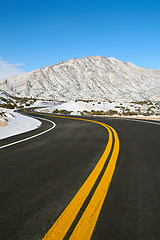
[{"x1": 0, "y1": 109, "x2": 160, "y2": 240}]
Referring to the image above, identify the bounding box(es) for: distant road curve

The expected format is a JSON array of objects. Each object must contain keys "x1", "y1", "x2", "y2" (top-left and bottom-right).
[{"x1": 0, "y1": 109, "x2": 160, "y2": 240}]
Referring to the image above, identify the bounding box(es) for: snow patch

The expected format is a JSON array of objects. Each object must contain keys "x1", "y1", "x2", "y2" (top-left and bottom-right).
[
  {"x1": 0, "y1": 108, "x2": 41, "y2": 139},
  {"x1": 37, "y1": 100, "x2": 160, "y2": 120}
]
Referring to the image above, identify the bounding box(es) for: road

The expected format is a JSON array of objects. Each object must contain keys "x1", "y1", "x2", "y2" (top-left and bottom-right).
[{"x1": 0, "y1": 109, "x2": 160, "y2": 240}]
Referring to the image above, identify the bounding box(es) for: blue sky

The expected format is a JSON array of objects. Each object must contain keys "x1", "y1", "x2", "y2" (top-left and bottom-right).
[{"x1": 0, "y1": 0, "x2": 159, "y2": 79}]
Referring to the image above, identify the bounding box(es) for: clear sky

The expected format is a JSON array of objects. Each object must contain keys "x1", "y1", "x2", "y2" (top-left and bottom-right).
[{"x1": 0, "y1": 0, "x2": 160, "y2": 79}]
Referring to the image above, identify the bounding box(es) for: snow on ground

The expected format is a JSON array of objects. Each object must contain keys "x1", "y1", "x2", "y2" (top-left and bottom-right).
[
  {"x1": 31, "y1": 100, "x2": 59, "y2": 108},
  {"x1": 0, "y1": 99, "x2": 159, "y2": 140},
  {"x1": 0, "y1": 108, "x2": 41, "y2": 140},
  {"x1": 37, "y1": 101, "x2": 116, "y2": 113},
  {"x1": 37, "y1": 100, "x2": 160, "y2": 120}
]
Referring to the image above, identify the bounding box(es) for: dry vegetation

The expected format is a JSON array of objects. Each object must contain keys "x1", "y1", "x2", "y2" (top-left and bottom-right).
[
  {"x1": 52, "y1": 109, "x2": 72, "y2": 115},
  {"x1": 0, "y1": 92, "x2": 37, "y2": 109}
]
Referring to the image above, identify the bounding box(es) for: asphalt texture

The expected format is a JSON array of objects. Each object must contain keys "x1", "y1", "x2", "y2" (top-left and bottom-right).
[{"x1": 0, "y1": 110, "x2": 160, "y2": 240}]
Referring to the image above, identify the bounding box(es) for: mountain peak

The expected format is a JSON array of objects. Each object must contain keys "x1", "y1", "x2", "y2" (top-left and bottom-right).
[{"x1": 0, "y1": 56, "x2": 160, "y2": 102}]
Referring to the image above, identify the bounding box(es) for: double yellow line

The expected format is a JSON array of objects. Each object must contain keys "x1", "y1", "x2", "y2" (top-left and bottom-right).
[{"x1": 24, "y1": 110, "x2": 119, "y2": 240}]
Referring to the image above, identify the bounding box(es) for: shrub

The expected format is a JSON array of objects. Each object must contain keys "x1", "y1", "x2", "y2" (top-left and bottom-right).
[
  {"x1": 52, "y1": 109, "x2": 59, "y2": 114},
  {"x1": 52, "y1": 109, "x2": 72, "y2": 115},
  {"x1": 106, "y1": 110, "x2": 118, "y2": 115},
  {"x1": 0, "y1": 103, "x2": 17, "y2": 109},
  {"x1": 90, "y1": 110, "x2": 105, "y2": 115}
]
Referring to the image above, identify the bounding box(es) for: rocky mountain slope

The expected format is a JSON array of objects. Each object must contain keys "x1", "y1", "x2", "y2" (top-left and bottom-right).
[{"x1": 0, "y1": 56, "x2": 160, "y2": 102}]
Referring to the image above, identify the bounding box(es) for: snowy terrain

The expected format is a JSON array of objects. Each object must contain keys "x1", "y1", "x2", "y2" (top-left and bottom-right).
[
  {"x1": 0, "y1": 90, "x2": 59, "y2": 109},
  {"x1": 0, "y1": 108, "x2": 41, "y2": 140},
  {"x1": 37, "y1": 100, "x2": 160, "y2": 120},
  {"x1": 0, "y1": 56, "x2": 159, "y2": 141},
  {"x1": 0, "y1": 56, "x2": 160, "y2": 102},
  {"x1": 0, "y1": 98, "x2": 159, "y2": 141}
]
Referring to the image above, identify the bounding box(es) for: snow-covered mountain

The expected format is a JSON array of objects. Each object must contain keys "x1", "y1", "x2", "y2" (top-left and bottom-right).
[{"x1": 0, "y1": 56, "x2": 160, "y2": 102}]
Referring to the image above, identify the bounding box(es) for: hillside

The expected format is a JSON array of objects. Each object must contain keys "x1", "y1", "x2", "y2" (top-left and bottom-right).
[{"x1": 0, "y1": 56, "x2": 160, "y2": 102}]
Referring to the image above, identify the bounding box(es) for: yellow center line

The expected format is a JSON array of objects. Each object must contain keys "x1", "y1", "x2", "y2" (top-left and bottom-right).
[
  {"x1": 69, "y1": 124, "x2": 119, "y2": 240},
  {"x1": 24, "y1": 110, "x2": 119, "y2": 240}
]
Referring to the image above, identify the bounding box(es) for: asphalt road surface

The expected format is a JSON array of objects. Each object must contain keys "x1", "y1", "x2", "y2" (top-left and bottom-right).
[{"x1": 0, "y1": 109, "x2": 160, "y2": 240}]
